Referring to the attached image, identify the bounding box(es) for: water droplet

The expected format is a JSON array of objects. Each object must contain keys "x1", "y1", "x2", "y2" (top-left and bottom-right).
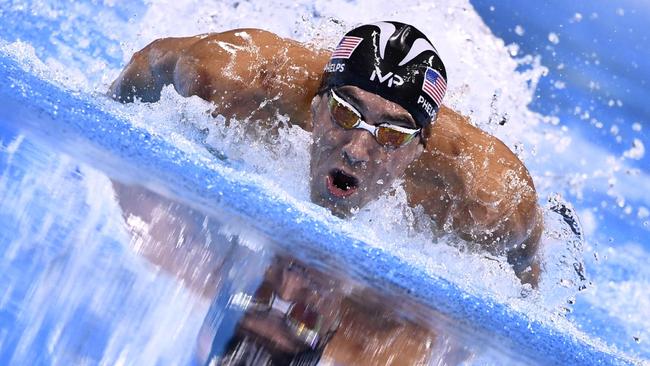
[
  {"x1": 573, "y1": 13, "x2": 583, "y2": 22},
  {"x1": 507, "y1": 44, "x2": 519, "y2": 56},
  {"x1": 633, "y1": 336, "x2": 641, "y2": 343},
  {"x1": 548, "y1": 32, "x2": 560, "y2": 44},
  {"x1": 623, "y1": 139, "x2": 645, "y2": 160},
  {"x1": 514, "y1": 25, "x2": 525, "y2": 36},
  {"x1": 376, "y1": 179, "x2": 384, "y2": 185}
]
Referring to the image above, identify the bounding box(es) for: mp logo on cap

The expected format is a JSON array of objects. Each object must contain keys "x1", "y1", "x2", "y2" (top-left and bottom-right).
[{"x1": 369, "y1": 66, "x2": 404, "y2": 87}]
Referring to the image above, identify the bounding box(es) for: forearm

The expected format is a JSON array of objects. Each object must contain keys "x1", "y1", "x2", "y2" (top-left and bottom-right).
[{"x1": 507, "y1": 206, "x2": 543, "y2": 287}]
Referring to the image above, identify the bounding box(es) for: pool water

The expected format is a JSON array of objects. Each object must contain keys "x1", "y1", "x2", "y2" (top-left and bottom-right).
[{"x1": 1, "y1": 0, "x2": 648, "y2": 365}]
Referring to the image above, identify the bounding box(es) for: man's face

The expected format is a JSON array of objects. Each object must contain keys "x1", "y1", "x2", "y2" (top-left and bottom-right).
[
  {"x1": 237, "y1": 259, "x2": 342, "y2": 355},
  {"x1": 309, "y1": 86, "x2": 424, "y2": 217}
]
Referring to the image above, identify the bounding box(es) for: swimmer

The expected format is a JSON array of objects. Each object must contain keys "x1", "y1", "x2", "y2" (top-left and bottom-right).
[
  {"x1": 110, "y1": 21, "x2": 542, "y2": 285},
  {"x1": 110, "y1": 22, "x2": 543, "y2": 364}
]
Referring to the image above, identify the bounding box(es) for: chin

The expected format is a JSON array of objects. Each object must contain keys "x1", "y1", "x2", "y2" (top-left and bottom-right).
[
  {"x1": 327, "y1": 201, "x2": 357, "y2": 218},
  {"x1": 309, "y1": 188, "x2": 355, "y2": 218}
]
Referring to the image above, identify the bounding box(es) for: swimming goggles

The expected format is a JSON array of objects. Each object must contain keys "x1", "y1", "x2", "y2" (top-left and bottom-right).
[
  {"x1": 229, "y1": 281, "x2": 340, "y2": 350},
  {"x1": 328, "y1": 89, "x2": 421, "y2": 148}
]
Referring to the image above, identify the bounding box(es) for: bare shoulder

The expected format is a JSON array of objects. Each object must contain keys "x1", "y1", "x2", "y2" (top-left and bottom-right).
[
  {"x1": 183, "y1": 28, "x2": 327, "y2": 68},
  {"x1": 435, "y1": 107, "x2": 533, "y2": 178},
  {"x1": 174, "y1": 28, "x2": 328, "y2": 125},
  {"x1": 111, "y1": 28, "x2": 328, "y2": 125},
  {"x1": 405, "y1": 106, "x2": 539, "y2": 253}
]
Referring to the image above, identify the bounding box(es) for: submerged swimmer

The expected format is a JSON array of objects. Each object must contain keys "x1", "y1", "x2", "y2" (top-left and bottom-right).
[{"x1": 110, "y1": 22, "x2": 543, "y2": 364}]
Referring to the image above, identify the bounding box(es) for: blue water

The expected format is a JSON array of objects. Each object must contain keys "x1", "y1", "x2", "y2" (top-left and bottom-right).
[
  {"x1": 471, "y1": 4, "x2": 650, "y2": 359},
  {"x1": 472, "y1": 0, "x2": 650, "y2": 248},
  {"x1": 1, "y1": 0, "x2": 649, "y2": 365}
]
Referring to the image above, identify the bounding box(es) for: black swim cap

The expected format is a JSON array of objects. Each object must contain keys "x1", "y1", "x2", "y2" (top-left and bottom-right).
[{"x1": 320, "y1": 21, "x2": 447, "y2": 128}]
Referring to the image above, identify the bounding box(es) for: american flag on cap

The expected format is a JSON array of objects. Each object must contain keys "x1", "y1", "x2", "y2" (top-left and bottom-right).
[
  {"x1": 422, "y1": 67, "x2": 447, "y2": 106},
  {"x1": 331, "y1": 36, "x2": 364, "y2": 59}
]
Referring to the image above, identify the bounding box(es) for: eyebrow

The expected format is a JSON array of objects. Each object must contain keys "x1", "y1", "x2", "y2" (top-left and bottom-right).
[{"x1": 336, "y1": 89, "x2": 417, "y2": 129}]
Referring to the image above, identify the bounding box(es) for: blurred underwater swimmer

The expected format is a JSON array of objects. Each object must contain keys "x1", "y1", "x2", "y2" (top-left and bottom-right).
[{"x1": 109, "y1": 21, "x2": 543, "y2": 286}]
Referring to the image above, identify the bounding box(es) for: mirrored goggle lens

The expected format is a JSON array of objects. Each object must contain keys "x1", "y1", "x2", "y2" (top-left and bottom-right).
[
  {"x1": 376, "y1": 126, "x2": 417, "y2": 148},
  {"x1": 328, "y1": 92, "x2": 360, "y2": 129}
]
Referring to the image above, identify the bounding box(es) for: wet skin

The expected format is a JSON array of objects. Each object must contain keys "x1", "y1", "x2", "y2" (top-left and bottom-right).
[
  {"x1": 109, "y1": 27, "x2": 543, "y2": 365},
  {"x1": 309, "y1": 87, "x2": 424, "y2": 217},
  {"x1": 107, "y1": 28, "x2": 542, "y2": 287}
]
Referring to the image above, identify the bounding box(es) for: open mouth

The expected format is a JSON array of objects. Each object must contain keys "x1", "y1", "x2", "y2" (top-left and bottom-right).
[{"x1": 326, "y1": 169, "x2": 359, "y2": 198}]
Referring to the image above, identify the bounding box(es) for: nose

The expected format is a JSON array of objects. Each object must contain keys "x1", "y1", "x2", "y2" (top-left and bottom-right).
[{"x1": 342, "y1": 131, "x2": 373, "y2": 167}]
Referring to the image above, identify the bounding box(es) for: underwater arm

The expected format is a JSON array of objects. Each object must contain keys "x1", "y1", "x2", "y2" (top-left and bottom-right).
[{"x1": 322, "y1": 296, "x2": 437, "y2": 365}]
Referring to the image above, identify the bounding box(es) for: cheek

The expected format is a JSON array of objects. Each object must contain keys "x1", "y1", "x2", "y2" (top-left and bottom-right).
[
  {"x1": 312, "y1": 113, "x2": 335, "y2": 143},
  {"x1": 313, "y1": 127, "x2": 347, "y2": 158},
  {"x1": 311, "y1": 118, "x2": 329, "y2": 150},
  {"x1": 362, "y1": 154, "x2": 395, "y2": 187},
  {"x1": 380, "y1": 150, "x2": 417, "y2": 179},
  {"x1": 311, "y1": 132, "x2": 336, "y2": 160},
  {"x1": 310, "y1": 132, "x2": 342, "y2": 172}
]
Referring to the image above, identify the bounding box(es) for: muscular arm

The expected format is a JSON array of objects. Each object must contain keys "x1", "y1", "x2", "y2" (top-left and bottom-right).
[
  {"x1": 109, "y1": 29, "x2": 329, "y2": 129},
  {"x1": 109, "y1": 36, "x2": 200, "y2": 103},
  {"x1": 323, "y1": 296, "x2": 436, "y2": 365},
  {"x1": 405, "y1": 107, "x2": 542, "y2": 286},
  {"x1": 111, "y1": 30, "x2": 542, "y2": 285}
]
